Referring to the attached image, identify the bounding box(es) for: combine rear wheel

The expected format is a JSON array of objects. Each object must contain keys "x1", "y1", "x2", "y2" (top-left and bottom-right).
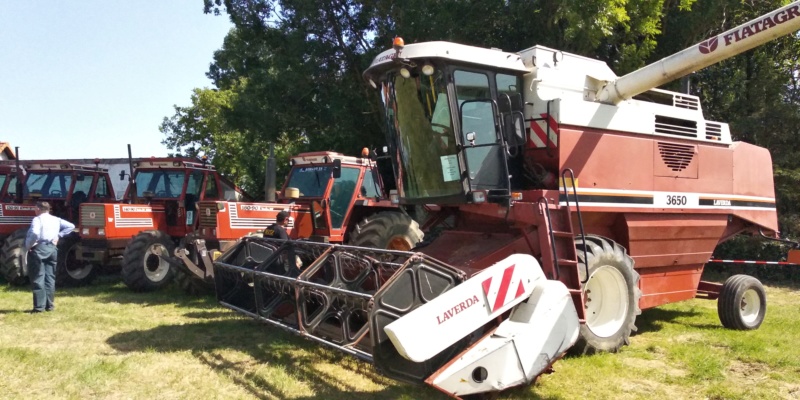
[
  {"x1": 1, "y1": 229, "x2": 29, "y2": 285},
  {"x1": 349, "y1": 211, "x2": 423, "y2": 250},
  {"x1": 122, "y1": 231, "x2": 175, "y2": 292},
  {"x1": 717, "y1": 274, "x2": 766, "y2": 330},
  {"x1": 56, "y1": 234, "x2": 97, "y2": 287},
  {"x1": 573, "y1": 235, "x2": 641, "y2": 354}
]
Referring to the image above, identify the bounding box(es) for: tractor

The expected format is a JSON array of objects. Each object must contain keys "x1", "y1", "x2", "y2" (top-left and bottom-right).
[
  {"x1": 0, "y1": 162, "x2": 115, "y2": 285},
  {"x1": 211, "y1": 2, "x2": 799, "y2": 398},
  {"x1": 171, "y1": 150, "x2": 424, "y2": 294},
  {"x1": 66, "y1": 157, "x2": 250, "y2": 289}
]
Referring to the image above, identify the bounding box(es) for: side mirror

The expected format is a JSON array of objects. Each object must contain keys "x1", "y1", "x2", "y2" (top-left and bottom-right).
[
  {"x1": 119, "y1": 170, "x2": 127, "y2": 181},
  {"x1": 332, "y1": 159, "x2": 342, "y2": 179}
]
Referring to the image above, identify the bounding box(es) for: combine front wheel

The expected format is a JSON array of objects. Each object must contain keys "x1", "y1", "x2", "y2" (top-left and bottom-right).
[
  {"x1": 0, "y1": 229, "x2": 29, "y2": 285},
  {"x1": 717, "y1": 274, "x2": 766, "y2": 330},
  {"x1": 122, "y1": 231, "x2": 175, "y2": 292},
  {"x1": 573, "y1": 236, "x2": 641, "y2": 354},
  {"x1": 349, "y1": 211, "x2": 423, "y2": 250},
  {"x1": 56, "y1": 234, "x2": 97, "y2": 287}
]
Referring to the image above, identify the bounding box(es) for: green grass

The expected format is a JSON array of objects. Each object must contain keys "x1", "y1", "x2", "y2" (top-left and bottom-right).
[{"x1": 1, "y1": 276, "x2": 799, "y2": 400}]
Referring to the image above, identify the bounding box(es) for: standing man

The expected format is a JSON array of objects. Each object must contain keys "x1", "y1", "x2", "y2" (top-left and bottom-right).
[
  {"x1": 263, "y1": 211, "x2": 290, "y2": 240},
  {"x1": 25, "y1": 201, "x2": 75, "y2": 313}
]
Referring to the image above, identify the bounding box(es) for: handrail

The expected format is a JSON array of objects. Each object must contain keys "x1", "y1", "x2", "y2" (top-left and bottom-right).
[{"x1": 561, "y1": 168, "x2": 589, "y2": 284}]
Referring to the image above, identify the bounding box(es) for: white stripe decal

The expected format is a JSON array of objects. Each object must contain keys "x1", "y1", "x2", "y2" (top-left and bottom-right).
[{"x1": 113, "y1": 205, "x2": 154, "y2": 228}]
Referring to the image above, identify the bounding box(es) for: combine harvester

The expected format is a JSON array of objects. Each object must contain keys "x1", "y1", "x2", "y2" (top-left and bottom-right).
[
  {"x1": 171, "y1": 149, "x2": 423, "y2": 294},
  {"x1": 213, "y1": 3, "x2": 800, "y2": 398}
]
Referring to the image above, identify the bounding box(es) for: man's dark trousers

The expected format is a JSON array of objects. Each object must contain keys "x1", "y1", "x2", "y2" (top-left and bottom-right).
[{"x1": 28, "y1": 242, "x2": 57, "y2": 312}]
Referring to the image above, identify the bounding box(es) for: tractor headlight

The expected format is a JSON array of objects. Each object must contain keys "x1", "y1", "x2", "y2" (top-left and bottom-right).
[
  {"x1": 81, "y1": 228, "x2": 89, "y2": 235},
  {"x1": 98, "y1": 228, "x2": 105, "y2": 236}
]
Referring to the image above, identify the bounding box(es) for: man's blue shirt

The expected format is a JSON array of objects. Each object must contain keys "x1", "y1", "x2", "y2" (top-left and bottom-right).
[{"x1": 25, "y1": 213, "x2": 75, "y2": 250}]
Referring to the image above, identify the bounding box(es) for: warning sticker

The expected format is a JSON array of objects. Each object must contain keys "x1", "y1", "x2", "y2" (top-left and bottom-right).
[{"x1": 440, "y1": 154, "x2": 459, "y2": 182}]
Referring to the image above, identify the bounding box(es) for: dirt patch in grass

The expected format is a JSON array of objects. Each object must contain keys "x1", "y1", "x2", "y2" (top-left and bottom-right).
[{"x1": 622, "y1": 357, "x2": 687, "y2": 378}]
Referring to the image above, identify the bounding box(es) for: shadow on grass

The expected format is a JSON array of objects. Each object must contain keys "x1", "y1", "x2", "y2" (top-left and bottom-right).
[
  {"x1": 106, "y1": 318, "x2": 444, "y2": 400},
  {"x1": 634, "y1": 307, "x2": 703, "y2": 334},
  {"x1": 57, "y1": 279, "x2": 219, "y2": 309}
]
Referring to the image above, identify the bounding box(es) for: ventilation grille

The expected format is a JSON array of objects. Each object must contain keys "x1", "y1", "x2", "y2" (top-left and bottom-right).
[
  {"x1": 658, "y1": 142, "x2": 695, "y2": 172},
  {"x1": 199, "y1": 205, "x2": 218, "y2": 227},
  {"x1": 674, "y1": 95, "x2": 699, "y2": 110},
  {"x1": 80, "y1": 205, "x2": 105, "y2": 227},
  {"x1": 655, "y1": 115, "x2": 698, "y2": 138},
  {"x1": 706, "y1": 122, "x2": 723, "y2": 141}
]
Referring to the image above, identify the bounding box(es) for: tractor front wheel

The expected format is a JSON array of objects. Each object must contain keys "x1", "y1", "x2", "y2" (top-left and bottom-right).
[
  {"x1": 1, "y1": 229, "x2": 29, "y2": 285},
  {"x1": 349, "y1": 211, "x2": 423, "y2": 251},
  {"x1": 122, "y1": 231, "x2": 175, "y2": 292},
  {"x1": 717, "y1": 274, "x2": 766, "y2": 330},
  {"x1": 56, "y1": 234, "x2": 97, "y2": 287},
  {"x1": 573, "y1": 235, "x2": 641, "y2": 354}
]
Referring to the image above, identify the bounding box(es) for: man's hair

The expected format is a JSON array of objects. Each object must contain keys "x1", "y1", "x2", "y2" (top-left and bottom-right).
[
  {"x1": 36, "y1": 201, "x2": 51, "y2": 213},
  {"x1": 276, "y1": 211, "x2": 289, "y2": 223}
]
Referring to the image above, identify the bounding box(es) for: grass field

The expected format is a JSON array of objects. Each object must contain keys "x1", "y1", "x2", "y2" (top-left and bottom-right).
[{"x1": 1, "y1": 275, "x2": 798, "y2": 400}]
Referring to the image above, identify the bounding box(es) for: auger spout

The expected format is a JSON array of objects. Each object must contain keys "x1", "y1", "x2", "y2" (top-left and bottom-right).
[{"x1": 597, "y1": 1, "x2": 800, "y2": 104}]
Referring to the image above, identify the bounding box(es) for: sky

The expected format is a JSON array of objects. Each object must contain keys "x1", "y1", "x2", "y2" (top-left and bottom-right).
[{"x1": 0, "y1": 1, "x2": 232, "y2": 160}]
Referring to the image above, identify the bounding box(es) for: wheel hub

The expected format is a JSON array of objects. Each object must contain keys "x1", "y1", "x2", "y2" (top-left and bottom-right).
[
  {"x1": 66, "y1": 243, "x2": 92, "y2": 280},
  {"x1": 143, "y1": 244, "x2": 170, "y2": 281},
  {"x1": 739, "y1": 288, "x2": 761, "y2": 324},
  {"x1": 584, "y1": 265, "x2": 629, "y2": 338}
]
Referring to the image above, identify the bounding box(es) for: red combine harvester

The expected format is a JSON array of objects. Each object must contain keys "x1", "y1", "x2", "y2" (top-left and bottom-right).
[
  {"x1": 212, "y1": 3, "x2": 800, "y2": 398},
  {"x1": 1, "y1": 162, "x2": 114, "y2": 285},
  {"x1": 172, "y1": 150, "x2": 423, "y2": 294},
  {"x1": 68, "y1": 157, "x2": 249, "y2": 289}
]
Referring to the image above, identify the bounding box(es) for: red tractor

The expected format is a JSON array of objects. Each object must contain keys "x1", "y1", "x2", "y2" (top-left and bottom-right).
[
  {"x1": 172, "y1": 150, "x2": 424, "y2": 294},
  {"x1": 69, "y1": 157, "x2": 250, "y2": 289},
  {"x1": 212, "y1": 3, "x2": 800, "y2": 398},
  {"x1": 0, "y1": 162, "x2": 114, "y2": 285}
]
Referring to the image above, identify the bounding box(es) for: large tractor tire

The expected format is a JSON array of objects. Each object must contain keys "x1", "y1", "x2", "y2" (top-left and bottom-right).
[
  {"x1": 56, "y1": 234, "x2": 97, "y2": 287},
  {"x1": 717, "y1": 274, "x2": 766, "y2": 330},
  {"x1": 122, "y1": 231, "x2": 175, "y2": 292},
  {"x1": 349, "y1": 211, "x2": 424, "y2": 251},
  {"x1": 174, "y1": 267, "x2": 214, "y2": 296},
  {"x1": 1, "y1": 228, "x2": 29, "y2": 285},
  {"x1": 573, "y1": 235, "x2": 641, "y2": 355}
]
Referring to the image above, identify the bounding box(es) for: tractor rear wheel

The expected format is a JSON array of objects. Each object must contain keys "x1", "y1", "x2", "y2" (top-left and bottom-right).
[
  {"x1": 573, "y1": 235, "x2": 641, "y2": 354},
  {"x1": 1, "y1": 229, "x2": 29, "y2": 285},
  {"x1": 122, "y1": 231, "x2": 175, "y2": 292},
  {"x1": 56, "y1": 234, "x2": 97, "y2": 287},
  {"x1": 717, "y1": 274, "x2": 766, "y2": 330},
  {"x1": 349, "y1": 211, "x2": 423, "y2": 251}
]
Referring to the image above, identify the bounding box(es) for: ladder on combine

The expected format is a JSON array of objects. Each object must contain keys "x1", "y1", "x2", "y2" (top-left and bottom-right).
[{"x1": 536, "y1": 169, "x2": 587, "y2": 322}]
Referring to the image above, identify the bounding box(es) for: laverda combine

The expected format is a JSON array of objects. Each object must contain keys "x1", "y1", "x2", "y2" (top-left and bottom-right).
[
  {"x1": 213, "y1": 3, "x2": 800, "y2": 398},
  {"x1": 1, "y1": 162, "x2": 114, "y2": 285},
  {"x1": 173, "y1": 150, "x2": 423, "y2": 294},
  {"x1": 68, "y1": 157, "x2": 249, "y2": 289}
]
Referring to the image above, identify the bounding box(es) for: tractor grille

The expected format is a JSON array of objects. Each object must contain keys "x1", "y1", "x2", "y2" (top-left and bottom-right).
[
  {"x1": 199, "y1": 205, "x2": 218, "y2": 227},
  {"x1": 81, "y1": 205, "x2": 106, "y2": 227},
  {"x1": 658, "y1": 142, "x2": 695, "y2": 172}
]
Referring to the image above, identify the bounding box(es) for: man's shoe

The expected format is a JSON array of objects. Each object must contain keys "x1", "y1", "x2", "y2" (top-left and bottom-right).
[
  {"x1": 26, "y1": 309, "x2": 43, "y2": 314},
  {"x1": 45, "y1": 308, "x2": 54, "y2": 312}
]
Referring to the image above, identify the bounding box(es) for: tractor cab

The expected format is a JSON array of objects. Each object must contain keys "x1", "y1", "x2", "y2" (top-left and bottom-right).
[
  {"x1": 122, "y1": 158, "x2": 243, "y2": 236},
  {"x1": 22, "y1": 163, "x2": 115, "y2": 222},
  {"x1": 281, "y1": 151, "x2": 392, "y2": 241},
  {"x1": 0, "y1": 165, "x2": 23, "y2": 203}
]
